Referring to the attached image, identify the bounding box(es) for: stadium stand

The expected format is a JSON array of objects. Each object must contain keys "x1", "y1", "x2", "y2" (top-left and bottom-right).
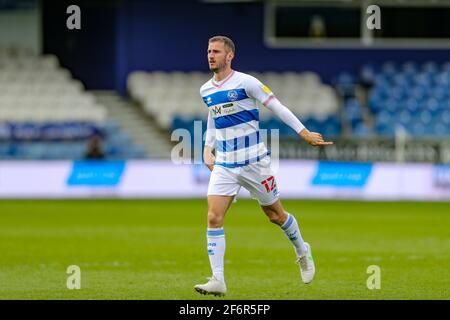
[
  {"x1": 127, "y1": 71, "x2": 341, "y2": 139},
  {"x1": 0, "y1": 46, "x2": 147, "y2": 159},
  {"x1": 6, "y1": 50, "x2": 448, "y2": 161},
  {"x1": 336, "y1": 61, "x2": 450, "y2": 138}
]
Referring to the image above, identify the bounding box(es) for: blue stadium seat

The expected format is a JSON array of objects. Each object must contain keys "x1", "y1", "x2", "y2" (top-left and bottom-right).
[
  {"x1": 381, "y1": 61, "x2": 398, "y2": 77},
  {"x1": 353, "y1": 123, "x2": 373, "y2": 137},
  {"x1": 103, "y1": 120, "x2": 121, "y2": 135},
  {"x1": 344, "y1": 98, "x2": 364, "y2": 127},
  {"x1": 432, "y1": 122, "x2": 450, "y2": 136},
  {"x1": 410, "y1": 86, "x2": 428, "y2": 102},
  {"x1": 373, "y1": 74, "x2": 390, "y2": 87},
  {"x1": 434, "y1": 71, "x2": 450, "y2": 86},
  {"x1": 108, "y1": 132, "x2": 131, "y2": 147},
  {"x1": 335, "y1": 72, "x2": 357, "y2": 97},
  {"x1": 398, "y1": 110, "x2": 413, "y2": 126},
  {"x1": 384, "y1": 98, "x2": 399, "y2": 114},
  {"x1": 368, "y1": 91, "x2": 384, "y2": 113},
  {"x1": 418, "y1": 110, "x2": 433, "y2": 125},
  {"x1": 412, "y1": 73, "x2": 433, "y2": 87},
  {"x1": 304, "y1": 118, "x2": 319, "y2": 133},
  {"x1": 439, "y1": 109, "x2": 450, "y2": 125},
  {"x1": 360, "y1": 64, "x2": 377, "y2": 85},
  {"x1": 401, "y1": 61, "x2": 419, "y2": 76},
  {"x1": 128, "y1": 147, "x2": 147, "y2": 159},
  {"x1": 404, "y1": 98, "x2": 420, "y2": 115},
  {"x1": 321, "y1": 115, "x2": 341, "y2": 137},
  {"x1": 392, "y1": 74, "x2": 412, "y2": 87},
  {"x1": 422, "y1": 61, "x2": 439, "y2": 75},
  {"x1": 389, "y1": 86, "x2": 408, "y2": 101},
  {"x1": 409, "y1": 121, "x2": 426, "y2": 137},
  {"x1": 375, "y1": 121, "x2": 395, "y2": 137},
  {"x1": 0, "y1": 143, "x2": 12, "y2": 158}
]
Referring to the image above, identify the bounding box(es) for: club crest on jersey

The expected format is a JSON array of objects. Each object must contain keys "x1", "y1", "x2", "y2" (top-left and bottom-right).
[{"x1": 227, "y1": 90, "x2": 238, "y2": 101}]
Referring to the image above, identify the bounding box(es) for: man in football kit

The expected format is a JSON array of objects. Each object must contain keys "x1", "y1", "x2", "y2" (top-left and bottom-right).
[{"x1": 194, "y1": 36, "x2": 333, "y2": 296}]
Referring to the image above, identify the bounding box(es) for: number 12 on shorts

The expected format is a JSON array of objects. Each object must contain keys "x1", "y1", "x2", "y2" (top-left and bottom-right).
[{"x1": 261, "y1": 176, "x2": 276, "y2": 193}]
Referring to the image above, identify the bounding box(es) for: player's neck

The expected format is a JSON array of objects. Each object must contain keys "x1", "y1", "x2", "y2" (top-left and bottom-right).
[{"x1": 213, "y1": 68, "x2": 233, "y2": 82}]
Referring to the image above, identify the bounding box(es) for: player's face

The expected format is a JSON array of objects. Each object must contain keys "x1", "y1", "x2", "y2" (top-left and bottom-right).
[{"x1": 207, "y1": 41, "x2": 230, "y2": 72}]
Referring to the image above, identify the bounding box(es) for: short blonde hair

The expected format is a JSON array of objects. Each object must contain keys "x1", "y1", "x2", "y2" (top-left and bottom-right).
[{"x1": 209, "y1": 36, "x2": 235, "y2": 54}]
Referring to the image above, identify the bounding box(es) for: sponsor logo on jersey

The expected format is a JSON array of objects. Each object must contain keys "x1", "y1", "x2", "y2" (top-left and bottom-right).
[
  {"x1": 206, "y1": 97, "x2": 212, "y2": 105},
  {"x1": 210, "y1": 103, "x2": 238, "y2": 118},
  {"x1": 211, "y1": 105, "x2": 222, "y2": 116}
]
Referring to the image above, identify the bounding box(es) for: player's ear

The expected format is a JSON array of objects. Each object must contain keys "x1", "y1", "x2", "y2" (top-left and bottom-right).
[{"x1": 227, "y1": 51, "x2": 234, "y2": 63}]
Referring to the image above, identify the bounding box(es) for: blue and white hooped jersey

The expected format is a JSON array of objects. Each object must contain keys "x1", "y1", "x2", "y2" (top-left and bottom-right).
[{"x1": 200, "y1": 71, "x2": 275, "y2": 168}]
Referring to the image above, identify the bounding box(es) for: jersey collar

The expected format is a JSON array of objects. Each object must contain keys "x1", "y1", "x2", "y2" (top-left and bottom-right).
[{"x1": 211, "y1": 70, "x2": 235, "y2": 88}]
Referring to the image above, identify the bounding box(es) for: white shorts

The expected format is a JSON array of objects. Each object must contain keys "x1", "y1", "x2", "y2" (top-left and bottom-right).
[{"x1": 207, "y1": 156, "x2": 280, "y2": 206}]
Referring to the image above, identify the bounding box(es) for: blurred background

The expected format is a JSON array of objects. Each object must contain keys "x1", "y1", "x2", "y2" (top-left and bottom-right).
[
  {"x1": 0, "y1": 0, "x2": 450, "y2": 199},
  {"x1": 0, "y1": 0, "x2": 449, "y2": 301}
]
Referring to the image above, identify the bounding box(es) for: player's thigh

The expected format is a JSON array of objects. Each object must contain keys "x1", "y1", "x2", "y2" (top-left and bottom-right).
[
  {"x1": 207, "y1": 165, "x2": 240, "y2": 197},
  {"x1": 207, "y1": 195, "x2": 235, "y2": 217},
  {"x1": 239, "y1": 157, "x2": 280, "y2": 206},
  {"x1": 207, "y1": 165, "x2": 240, "y2": 218}
]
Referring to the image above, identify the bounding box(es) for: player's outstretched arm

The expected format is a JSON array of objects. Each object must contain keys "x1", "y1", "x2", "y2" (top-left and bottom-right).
[
  {"x1": 245, "y1": 76, "x2": 333, "y2": 147},
  {"x1": 299, "y1": 128, "x2": 334, "y2": 146},
  {"x1": 263, "y1": 96, "x2": 333, "y2": 147}
]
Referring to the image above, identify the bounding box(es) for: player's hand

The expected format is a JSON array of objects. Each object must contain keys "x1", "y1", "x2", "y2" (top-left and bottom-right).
[
  {"x1": 299, "y1": 128, "x2": 334, "y2": 146},
  {"x1": 204, "y1": 146, "x2": 215, "y2": 171}
]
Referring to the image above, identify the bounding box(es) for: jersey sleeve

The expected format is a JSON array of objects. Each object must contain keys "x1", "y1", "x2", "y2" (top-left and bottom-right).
[
  {"x1": 265, "y1": 98, "x2": 305, "y2": 133},
  {"x1": 245, "y1": 75, "x2": 305, "y2": 134},
  {"x1": 200, "y1": 87, "x2": 216, "y2": 148},
  {"x1": 204, "y1": 112, "x2": 216, "y2": 148},
  {"x1": 244, "y1": 75, "x2": 276, "y2": 107}
]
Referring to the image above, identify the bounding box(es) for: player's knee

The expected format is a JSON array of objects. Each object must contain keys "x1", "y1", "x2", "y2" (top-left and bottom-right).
[{"x1": 207, "y1": 210, "x2": 223, "y2": 227}]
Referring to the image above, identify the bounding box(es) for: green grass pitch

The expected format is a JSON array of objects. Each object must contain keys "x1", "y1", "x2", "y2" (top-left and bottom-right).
[{"x1": 0, "y1": 199, "x2": 448, "y2": 300}]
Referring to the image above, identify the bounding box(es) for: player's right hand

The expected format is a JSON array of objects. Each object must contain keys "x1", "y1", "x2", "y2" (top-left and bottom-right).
[{"x1": 299, "y1": 128, "x2": 334, "y2": 146}]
